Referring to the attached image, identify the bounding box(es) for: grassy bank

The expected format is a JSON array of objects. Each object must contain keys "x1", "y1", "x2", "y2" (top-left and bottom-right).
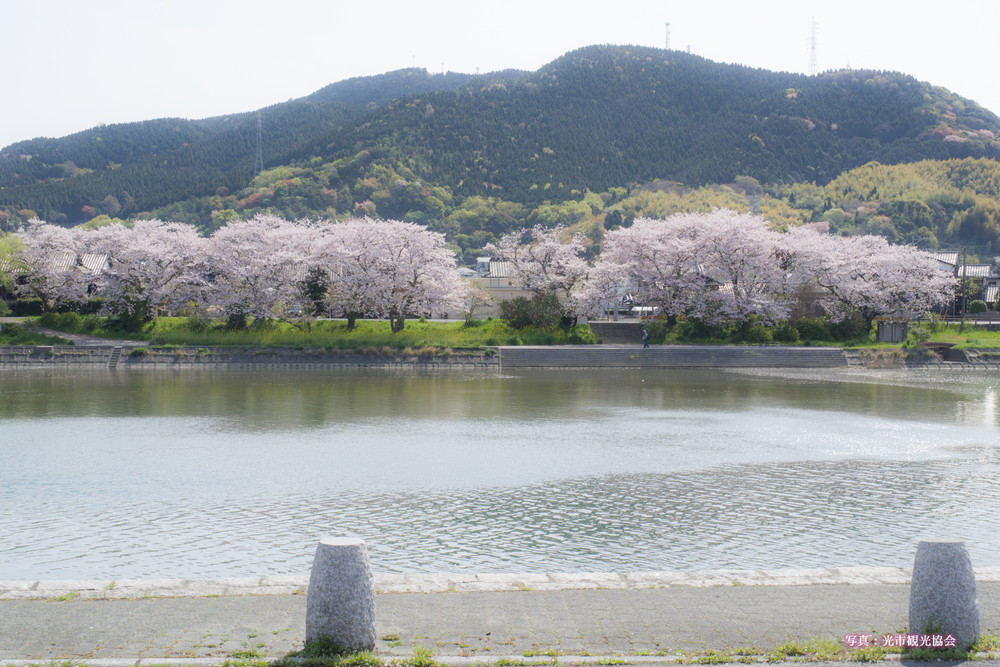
[
  {"x1": 33, "y1": 313, "x2": 597, "y2": 349},
  {"x1": 22, "y1": 311, "x2": 1000, "y2": 351},
  {"x1": 919, "y1": 323, "x2": 1000, "y2": 348},
  {"x1": 0, "y1": 322, "x2": 71, "y2": 345}
]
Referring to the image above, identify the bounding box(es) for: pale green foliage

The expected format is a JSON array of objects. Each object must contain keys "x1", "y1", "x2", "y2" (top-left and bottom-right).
[
  {"x1": 0, "y1": 233, "x2": 25, "y2": 291},
  {"x1": 76, "y1": 214, "x2": 128, "y2": 230},
  {"x1": 251, "y1": 166, "x2": 311, "y2": 189}
]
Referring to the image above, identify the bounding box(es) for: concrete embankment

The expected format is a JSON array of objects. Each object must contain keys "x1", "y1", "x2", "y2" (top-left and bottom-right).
[
  {"x1": 3, "y1": 343, "x2": 999, "y2": 370},
  {"x1": 0, "y1": 345, "x2": 499, "y2": 370},
  {"x1": 499, "y1": 344, "x2": 850, "y2": 368}
]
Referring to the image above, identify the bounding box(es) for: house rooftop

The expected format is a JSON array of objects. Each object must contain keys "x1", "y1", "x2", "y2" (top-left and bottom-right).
[{"x1": 958, "y1": 264, "x2": 997, "y2": 279}]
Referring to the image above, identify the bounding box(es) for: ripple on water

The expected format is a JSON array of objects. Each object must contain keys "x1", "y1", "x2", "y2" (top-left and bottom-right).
[{"x1": 2, "y1": 457, "x2": 998, "y2": 579}]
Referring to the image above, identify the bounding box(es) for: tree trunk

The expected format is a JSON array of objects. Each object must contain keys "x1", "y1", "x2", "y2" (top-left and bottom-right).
[{"x1": 390, "y1": 315, "x2": 405, "y2": 333}]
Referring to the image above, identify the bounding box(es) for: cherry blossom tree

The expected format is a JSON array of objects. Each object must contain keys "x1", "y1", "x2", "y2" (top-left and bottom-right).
[
  {"x1": 484, "y1": 225, "x2": 588, "y2": 313},
  {"x1": 316, "y1": 218, "x2": 465, "y2": 332},
  {"x1": 204, "y1": 214, "x2": 319, "y2": 326},
  {"x1": 584, "y1": 209, "x2": 954, "y2": 329},
  {"x1": 578, "y1": 216, "x2": 701, "y2": 320},
  {"x1": 82, "y1": 220, "x2": 207, "y2": 329},
  {"x1": 582, "y1": 211, "x2": 792, "y2": 323},
  {"x1": 14, "y1": 220, "x2": 90, "y2": 311},
  {"x1": 787, "y1": 228, "x2": 956, "y2": 328},
  {"x1": 693, "y1": 210, "x2": 792, "y2": 323}
]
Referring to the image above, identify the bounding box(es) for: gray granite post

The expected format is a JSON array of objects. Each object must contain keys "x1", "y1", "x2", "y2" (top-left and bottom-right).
[
  {"x1": 909, "y1": 539, "x2": 979, "y2": 647},
  {"x1": 305, "y1": 537, "x2": 376, "y2": 651}
]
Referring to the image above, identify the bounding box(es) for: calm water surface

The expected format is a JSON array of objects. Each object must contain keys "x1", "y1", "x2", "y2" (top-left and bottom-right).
[{"x1": 0, "y1": 367, "x2": 997, "y2": 579}]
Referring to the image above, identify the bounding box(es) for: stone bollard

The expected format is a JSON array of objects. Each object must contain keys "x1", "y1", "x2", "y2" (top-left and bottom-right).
[
  {"x1": 909, "y1": 539, "x2": 980, "y2": 647},
  {"x1": 305, "y1": 537, "x2": 376, "y2": 651}
]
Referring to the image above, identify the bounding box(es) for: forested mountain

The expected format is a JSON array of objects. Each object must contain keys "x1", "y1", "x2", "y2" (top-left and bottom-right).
[
  {"x1": 2, "y1": 44, "x2": 1000, "y2": 255},
  {"x1": 0, "y1": 67, "x2": 520, "y2": 225},
  {"x1": 333, "y1": 45, "x2": 1000, "y2": 203}
]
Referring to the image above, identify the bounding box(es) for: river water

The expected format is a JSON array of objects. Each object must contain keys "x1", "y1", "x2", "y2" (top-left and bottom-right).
[{"x1": 0, "y1": 367, "x2": 997, "y2": 579}]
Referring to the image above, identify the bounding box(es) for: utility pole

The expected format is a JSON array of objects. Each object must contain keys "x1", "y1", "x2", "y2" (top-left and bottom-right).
[
  {"x1": 808, "y1": 17, "x2": 819, "y2": 76},
  {"x1": 960, "y1": 247, "x2": 968, "y2": 331}
]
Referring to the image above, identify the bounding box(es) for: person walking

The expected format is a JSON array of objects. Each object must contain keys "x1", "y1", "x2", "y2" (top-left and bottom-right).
[{"x1": 641, "y1": 328, "x2": 650, "y2": 348}]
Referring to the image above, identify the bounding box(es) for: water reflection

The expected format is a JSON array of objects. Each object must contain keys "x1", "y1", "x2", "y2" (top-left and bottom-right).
[
  {"x1": 0, "y1": 368, "x2": 997, "y2": 579},
  {"x1": 1, "y1": 368, "x2": 996, "y2": 427}
]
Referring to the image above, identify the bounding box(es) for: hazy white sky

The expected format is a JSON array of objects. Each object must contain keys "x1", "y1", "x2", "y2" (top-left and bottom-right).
[{"x1": 3, "y1": 0, "x2": 998, "y2": 149}]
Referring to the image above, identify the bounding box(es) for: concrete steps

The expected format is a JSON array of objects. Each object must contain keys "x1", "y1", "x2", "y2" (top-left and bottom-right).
[
  {"x1": 107, "y1": 346, "x2": 123, "y2": 369},
  {"x1": 499, "y1": 344, "x2": 848, "y2": 369}
]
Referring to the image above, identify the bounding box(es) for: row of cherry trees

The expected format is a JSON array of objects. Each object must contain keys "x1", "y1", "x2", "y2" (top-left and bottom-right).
[
  {"x1": 12, "y1": 210, "x2": 958, "y2": 332},
  {"x1": 15, "y1": 216, "x2": 466, "y2": 331},
  {"x1": 486, "y1": 210, "x2": 957, "y2": 329}
]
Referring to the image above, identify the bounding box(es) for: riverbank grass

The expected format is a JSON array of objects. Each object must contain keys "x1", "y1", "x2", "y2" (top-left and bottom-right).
[
  {"x1": 924, "y1": 323, "x2": 1000, "y2": 348},
  {"x1": 31, "y1": 313, "x2": 597, "y2": 349},
  {"x1": 0, "y1": 322, "x2": 71, "y2": 345}
]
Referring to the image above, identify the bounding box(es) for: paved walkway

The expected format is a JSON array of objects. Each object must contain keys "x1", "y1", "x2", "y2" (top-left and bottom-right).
[{"x1": 2, "y1": 571, "x2": 998, "y2": 664}]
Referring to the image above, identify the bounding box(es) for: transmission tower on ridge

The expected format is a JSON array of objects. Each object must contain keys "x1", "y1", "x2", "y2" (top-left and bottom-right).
[
  {"x1": 664, "y1": 22, "x2": 671, "y2": 50},
  {"x1": 254, "y1": 112, "x2": 264, "y2": 176},
  {"x1": 808, "y1": 17, "x2": 819, "y2": 76}
]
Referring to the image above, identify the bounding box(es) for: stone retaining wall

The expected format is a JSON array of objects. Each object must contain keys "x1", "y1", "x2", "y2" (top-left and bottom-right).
[
  {"x1": 0, "y1": 345, "x2": 499, "y2": 370},
  {"x1": 499, "y1": 344, "x2": 850, "y2": 369},
  {"x1": 4, "y1": 344, "x2": 999, "y2": 371}
]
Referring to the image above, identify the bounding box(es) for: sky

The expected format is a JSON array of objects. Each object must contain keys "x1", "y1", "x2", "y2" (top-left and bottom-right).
[{"x1": 3, "y1": 0, "x2": 999, "y2": 150}]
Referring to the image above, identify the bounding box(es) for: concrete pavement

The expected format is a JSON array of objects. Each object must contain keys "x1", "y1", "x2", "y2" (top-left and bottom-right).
[{"x1": 2, "y1": 570, "x2": 999, "y2": 664}]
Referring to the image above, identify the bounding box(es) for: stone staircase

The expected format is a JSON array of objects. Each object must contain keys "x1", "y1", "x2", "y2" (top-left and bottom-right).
[
  {"x1": 499, "y1": 345, "x2": 848, "y2": 369},
  {"x1": 107, "y1": 346, "x2": 124, "y2": 369}
]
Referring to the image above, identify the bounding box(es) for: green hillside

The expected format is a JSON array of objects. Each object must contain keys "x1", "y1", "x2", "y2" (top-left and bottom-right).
[{"x1": 0, "y1": 68, "x2": 518, "y2": 226}]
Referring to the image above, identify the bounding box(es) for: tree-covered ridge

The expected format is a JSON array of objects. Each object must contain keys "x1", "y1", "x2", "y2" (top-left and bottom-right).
[
  {"x1": 327, "y1": 45, "x2": 1000, "y2": 203},
  {"x1": 303, "y1": 67, "x2": 527, "y2": 106},
  {"x1": 0, "y1": 102, "x2": 362, "y2": 224},
  {"x1": 0, "y1": 69, "x2": 511, "y2": 225},
  {"x1": 2, "y1": 44, "x2": 999, "y2": 231}
]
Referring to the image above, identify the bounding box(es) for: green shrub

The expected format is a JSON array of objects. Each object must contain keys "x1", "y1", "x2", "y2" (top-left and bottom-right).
[
  {"x1": 77, "y1": 315, "x2": 101, "y2": 334},
  {"x1": 225, "y1": 313, "x2": 248, "y2": 331},
  {"x1": 744, "y1": 324, "x2": 773, "y2": 344},
  {"x1": 186, "y1": 314, "x2": 213, "y2": 332},
  {"x1": 499, "y1": 293, "x2": 563, "y2": 329},
  {"x1": 772, "y1": 321, "x2": 800, "y2": 343},
  {"x1": 0, "y1": 300, "x2": 9, "y2": 317},
  {"x1": 58, "y1": 311, "x2": 82, "y2": 332},
  {"x1": 794, "y1": 316, "x2": 829, "y2": 341},
  {"x1": 969, "y1": 299, "x2": 988, "y2": 314},
  {"x1": 38, "y1": 311, "x2": 99, "y2": 334},
  {"x1": 908, "y1": 324, "x2": 932, "y2": 344},
  {"x1": 676, "y1": 318, "x2": 728, "y2": 340},
  {"x1": 829, "y1": 311, "x2": 869, "y2": 340},
  {"x1": 565, "y1": 324, "x2": 598, "y2": 344}
]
